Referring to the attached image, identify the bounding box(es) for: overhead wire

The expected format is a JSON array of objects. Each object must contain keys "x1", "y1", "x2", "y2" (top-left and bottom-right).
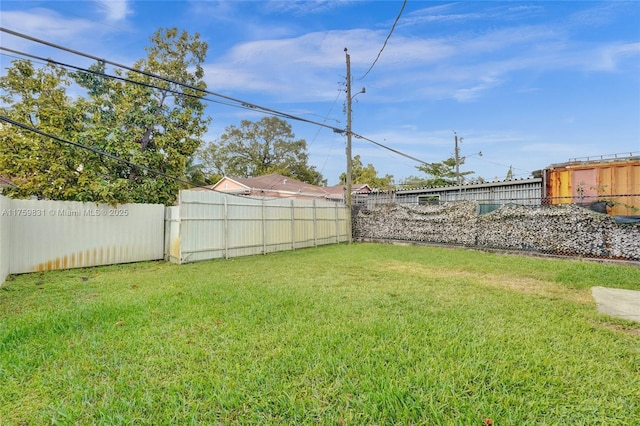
[
  {"x1": 2, "y1": 44, "x2": 515, "y2": 185},
  {"x1": 470, "y1": 156, "x2": 533, "y2": 176},
  {"x1": 314, "y1": 88, "x2": 344, "y2": 175},
  {"x1": 0, "y1": 48, "x2": 339, "y2": 131},
  {"x1": 0, "y1": 47, "x2": 264, "y2": 116},
  {"x1": 358, "y1": 0, "x2": 407, "y2": 81},
  {"x1": 353, "y1": 133, "x2": 428, "y2": 165},
  {"x1": 0, "y1": 115, "x2": 215, "y2": 191},
  {"x1": 0, "y1": 26, "x2": 431, "y2": 173},
  {"x1": 0, "y1": 27, "x2": 343, "y2": 134}
]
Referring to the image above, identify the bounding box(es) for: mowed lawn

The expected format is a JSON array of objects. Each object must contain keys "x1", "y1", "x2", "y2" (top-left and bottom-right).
[{"x1": 1, "y1": 243, "x2": 639, "y2": 425}]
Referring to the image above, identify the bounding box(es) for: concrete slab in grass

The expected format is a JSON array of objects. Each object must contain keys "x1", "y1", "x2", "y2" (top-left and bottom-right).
[{"x1": 591, "y1": 287, "x2": 640, "y2": 323}]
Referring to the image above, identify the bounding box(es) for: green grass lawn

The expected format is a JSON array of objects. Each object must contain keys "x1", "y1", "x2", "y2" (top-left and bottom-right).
[{"x1": 1, "y1": 243, "x2": 639, "y2": 425}]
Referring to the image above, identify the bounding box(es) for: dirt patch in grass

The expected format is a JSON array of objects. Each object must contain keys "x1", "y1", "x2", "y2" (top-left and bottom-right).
[
  {"x1": 590, "y1": 318, "x2": 640, "y2": 336},
  {"x1": 380, "y1": 260, "x2": 592, "y2": 304}
]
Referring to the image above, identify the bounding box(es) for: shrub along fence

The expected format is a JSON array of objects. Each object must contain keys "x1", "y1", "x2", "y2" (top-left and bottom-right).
[{"x1": 353, "y1": 201, "x2": 640, "y2": 261}]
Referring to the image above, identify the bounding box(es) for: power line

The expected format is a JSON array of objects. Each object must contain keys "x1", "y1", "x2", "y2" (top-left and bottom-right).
[
  {"x1": 0, "y1": 115, "x2": 214, "y2": 191},
  {"x1": 470, "y1": 156, "x2": 533, "y2": 175},
  {"x1": 0, "y1": 47, "x2": 298, "y2": 120},
  {"x1": 0, "y1": 48, "x2": 333, "y2": 132},
  {"x1": 315, "y1": 88, "x2": 343, "y2": 175},
  {"x1": 1, "y1": 46, "x2": 353, "y2": 146},
  {"x1": 0, "y1": 27, "x2": 342, "y2": 134},
  {"x1": 353, "y1": 134, "x2": 428, "y2": 165},
  {"x1": 0, "y1": 27, "x2": 431, "y2": 170},
  {"x1": 2, "y1": 46, "x2": 428, "y2": 170},
  {"x1": 308, "y1": 88, "x2": 343, "y2": 149},
  {"x1": 359, "y1": 0, "x2": 407, "y2": 80}
]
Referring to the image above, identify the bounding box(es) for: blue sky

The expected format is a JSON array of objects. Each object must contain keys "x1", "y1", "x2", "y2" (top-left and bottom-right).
[{"x1": 1, "y1": 1, "x2": 639, "y2": 185}]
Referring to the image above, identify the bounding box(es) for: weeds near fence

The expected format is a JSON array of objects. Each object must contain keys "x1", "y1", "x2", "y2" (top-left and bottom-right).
[{"x1": 1, "y1": 244, "x2": 639, "y2": 424}]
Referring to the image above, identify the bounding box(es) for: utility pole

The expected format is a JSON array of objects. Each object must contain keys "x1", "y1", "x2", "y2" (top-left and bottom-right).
[
  {"x1": 454, "y1": 131, "x2": 461, "y2": 188},
  {"x1": 344, "y1": 48, "x2": 353, "y2": 244}
]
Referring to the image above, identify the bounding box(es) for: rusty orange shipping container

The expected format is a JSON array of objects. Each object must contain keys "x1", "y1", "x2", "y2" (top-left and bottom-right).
[{"x1": 544, "y1": 156, "x2": 640, "y2": 216}]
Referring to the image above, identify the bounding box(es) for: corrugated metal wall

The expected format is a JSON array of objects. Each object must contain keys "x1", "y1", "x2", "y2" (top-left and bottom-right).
[
  {"x1": 546, "y1": 160, "x2": 640, "y2": 215},
  {"x1": 371, "y1": 178, "x2": 543, "y2": 207},
  {"x1": 4, "y1": 198, "x2": 164, "y2": 275},
  {"x1": 439, "y1": 181, "x2": 543, "y2": 204},
  {"x1": 171, "y1": 190, "x2": 349, "y2": 264},
  {"x1": 0, "y1": 195, "x2": 11, "y2": 285}
]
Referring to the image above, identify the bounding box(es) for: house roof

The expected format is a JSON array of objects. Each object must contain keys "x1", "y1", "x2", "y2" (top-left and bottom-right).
[
  {"x1": 323, "y1": 184, "x2": 372, "y2": 201},
  {"x1": 209, "y1": 174, "x2": 330, "y2": 198},
  {"x1": 193, "y1": 174, "x2": 374, "y2": 201},
  {"x1": 324, "y1": 183, "x2": 372, "y2": 196}
]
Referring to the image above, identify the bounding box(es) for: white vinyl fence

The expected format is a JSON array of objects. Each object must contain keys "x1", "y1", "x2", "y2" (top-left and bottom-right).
[
  {"x1": 0, "y1": 195, "x2": 164, "y2": 281},
  {"x1": 167, "y1": 190, "x2": 349, "y2": 264},
  {"x1": 0, "y1": 191, "x2": 349, "y2": 285},
  {"x1": 0, "y1": 195, "x2": 11, "y2": 284}
]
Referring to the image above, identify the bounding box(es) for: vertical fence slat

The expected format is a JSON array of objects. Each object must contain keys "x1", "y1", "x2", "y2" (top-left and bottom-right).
[
  {"x1": 224, "y1": 195, "x2": 229, "y2": 259},
  {"x1": 1, "y1": 190, "x2": 348, "y2": 283},
  {"x1": 313, "y1": 199, "x2": 317, "y2": 247},
  {"x1": 0, "y1": 195, "x2": 11, "y2": 285},
  {"x1": 262, "y1": 198, "x2": 266, "y2": 254},
  {"x1": 291, "y1": 199, "x2": 295, "y2": 251}
]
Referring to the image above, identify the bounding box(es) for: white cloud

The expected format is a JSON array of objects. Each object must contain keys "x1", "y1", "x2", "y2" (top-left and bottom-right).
[
  {"x1": 94, "y1": 0, "x2": 131, "y2": 23},
  {"x1": 0, "y1": 9, "x2": 95, "y2": 42},
  {"x1": 400, "y1": 4, "x2": 485, "y2": 27},
  {"x1": 453, "y1": 82, "x2": 495, "y2": 102},
  {"x1": 567, "y1": 2, "x2": 629, "y2": 28},
  {"x1": 262, "y1": 0, "x2": 353, "y2": 15},
  {"x1": 200, "y1": 9, "x2": 638, "y2": 108},
  {"x1": 591, "y1": 42, "x2": 640, "y2": 71},
  {"x1": 202, "y1": 28, "x2": 458, "y2": 102}
]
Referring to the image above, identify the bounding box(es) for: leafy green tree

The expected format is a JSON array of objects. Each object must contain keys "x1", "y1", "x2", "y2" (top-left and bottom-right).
[
  {"x1": 199, "y1": 116, "x2": 325, "y2": 186},
  {"x1": 467, "y1": 176, "x2": 486, "y2": 184},
  {"x1": 415, "y1": 157, "x2": 474, "y2": 187},
  {"x1": 180, "y1": 155, "x2": 211, "y2": 188},
  {"x1": 0, "y1": 60, "x2": 97, "y2": 201},
  {"x1": 0, "y1": 28, "x2": 209, "y2": 205},
  {"x1": 399, "y1": 175, "x2": 432, "y2": 188},
  {"x1": 73, "y1": 27, "x2": 210, "y2": 204},
  {"x1": 339, "y1": 155, "x2": 393, "y2": 188}
]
